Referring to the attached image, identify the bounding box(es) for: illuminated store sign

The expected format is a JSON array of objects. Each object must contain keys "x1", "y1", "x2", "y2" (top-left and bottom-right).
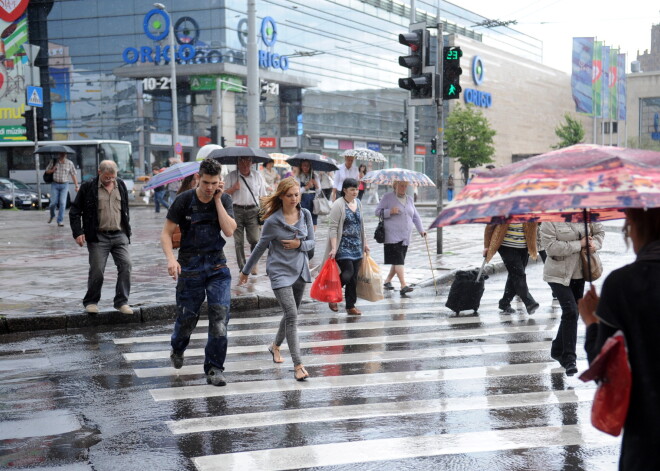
[
  {"x1": 463, "y1": 55, "x2": 492, "y2": 108},
  {"x1": 122, "y1": 10, "x2": 288, "y2": 70}
]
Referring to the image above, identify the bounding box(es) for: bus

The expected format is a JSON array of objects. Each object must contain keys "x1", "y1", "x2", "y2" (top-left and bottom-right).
[{"x1": 0, "y1": 140, "x2": 135, "y2": 204}]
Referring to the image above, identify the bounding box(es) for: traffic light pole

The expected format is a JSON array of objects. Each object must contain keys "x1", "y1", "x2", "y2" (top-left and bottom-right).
[
  {"x1": 435, "y1": 23, "x2": 444, "y2": 254},
  {"x1": 33, "y1": 107, "x2": 41, "y2": 210}
]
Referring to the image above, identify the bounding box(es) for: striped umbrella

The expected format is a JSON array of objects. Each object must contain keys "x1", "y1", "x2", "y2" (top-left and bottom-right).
[
  {"x1": 143, "y1": 161, "x2": 200, "y2": 190},
  {"x1": 361, "y1": 168, "x2": 435, "y2": 186},
  {"x1": 342, "y1": 148, "x2": 387, "y2": 162}
]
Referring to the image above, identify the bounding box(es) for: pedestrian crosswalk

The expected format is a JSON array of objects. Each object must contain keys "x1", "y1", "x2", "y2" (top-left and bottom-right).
[{"x1": 115, "y1": 266, "x2": 621, "y2": 470}]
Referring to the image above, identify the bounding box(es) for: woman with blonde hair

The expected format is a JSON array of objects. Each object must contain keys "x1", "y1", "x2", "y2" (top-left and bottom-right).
[{"x1": 238, "y1": 177, "x2": 314, "y2": 381}]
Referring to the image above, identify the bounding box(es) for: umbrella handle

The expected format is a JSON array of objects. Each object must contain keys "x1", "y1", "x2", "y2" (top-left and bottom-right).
[
  {"x1": 583, "y1": 208, "x2": 593, "y2": 286},
  {"x1": 476, "y1": 257, "x2": 487, "y2": 283}
]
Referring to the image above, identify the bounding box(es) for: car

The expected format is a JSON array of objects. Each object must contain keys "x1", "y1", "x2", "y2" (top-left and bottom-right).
[{"x1": 0, "y1": 177, "x2": 50, "y2": 209}]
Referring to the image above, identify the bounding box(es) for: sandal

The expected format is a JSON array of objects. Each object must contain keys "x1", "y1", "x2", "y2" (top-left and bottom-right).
[
  {"x1": 294, "y1": 364, "x2": 309, "y2": 381},
  {"x1": 268, "y1": 344, "x2": 284, "y2": 363}
]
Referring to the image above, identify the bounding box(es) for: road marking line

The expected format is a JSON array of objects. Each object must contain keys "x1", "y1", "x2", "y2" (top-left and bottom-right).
[
  {"x1": 192, "y1": 423, "x2": 618, "y2": 470},
  {"x1": 123, "y1": 323, "x2": 566, "y2": 361},
  {"x1": 133, "y1": 341, "x2": 552, "y2": 377},
  {"x1": 169, "y1": 388, "x2": 596, "y2": 434},
  {"x1": 149, "y1": 361, "x2": 586, "y2": 401}
]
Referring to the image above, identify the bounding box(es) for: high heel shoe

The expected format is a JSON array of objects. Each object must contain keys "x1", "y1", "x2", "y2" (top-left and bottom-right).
[
  {"x1": 294, "y1": 364, "x2": 309, "y2": 381},
  {"x1": 268, "y1": 344, "x2": 284, "y2": 363}
]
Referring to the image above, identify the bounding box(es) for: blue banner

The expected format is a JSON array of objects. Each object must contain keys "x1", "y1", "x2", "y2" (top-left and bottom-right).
[
  {"x1": 617, "y1": 54, "x2": 627, "y2": 121},
  {"x1": 571, "y1": 37, "x2": 593, "y2": 114}
]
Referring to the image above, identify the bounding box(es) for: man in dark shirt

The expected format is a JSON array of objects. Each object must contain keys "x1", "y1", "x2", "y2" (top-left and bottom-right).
[{"x1": 160, "y1": 158, "x2": 237, "y2": 386}]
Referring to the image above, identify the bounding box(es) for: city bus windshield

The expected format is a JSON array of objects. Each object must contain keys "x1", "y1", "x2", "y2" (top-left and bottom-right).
[{"x1": 100, "y1": 142, "x2": 134, "y2": 181}]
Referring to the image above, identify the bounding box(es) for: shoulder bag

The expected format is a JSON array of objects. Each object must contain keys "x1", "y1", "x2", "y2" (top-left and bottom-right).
[
  {"x1": 313, "y1": 190, "x2": 331, "y2": 215},
  {"x1": 581, "y1": 224, "x2": 603, "y2": 281},
  {"x1": 374, "y1": 214, "x2": 385, "y2": 244},
  {"x1": 43, "y1": 159, "x2": 56, "y2": 183},
  {"x1": 240, "y1": 174, "x2": 264, "y2": 225}
]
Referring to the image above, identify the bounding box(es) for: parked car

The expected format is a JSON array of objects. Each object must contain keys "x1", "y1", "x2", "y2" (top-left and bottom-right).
[{"x1": 0, "y1": 178, "x2": 50, "y2": 209}]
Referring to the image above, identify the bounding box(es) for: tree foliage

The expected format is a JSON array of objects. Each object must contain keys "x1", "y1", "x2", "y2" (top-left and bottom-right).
[
  {"x1": 444, "y1": 103, "x2": 495, "y2": 181},
  {"x1": 553, "y1": 113, "x2": 585, "y2": 148}
]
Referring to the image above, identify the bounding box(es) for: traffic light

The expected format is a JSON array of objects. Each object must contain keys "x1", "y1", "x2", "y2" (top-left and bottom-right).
[
  {"x1": 443, "y1": 139, "x2": 449, "y2": 155},
  {"x1": 442, "y1": 46, "x2": 463, "y2": 100},
  {"x1": 398, "y1": 23, "x2": 434, "y2": 104},
  {"x1": 260, "y1": 80, "x2": 268, "y2": 102},
  {"x1": 38, "y1": 117, "x2": 52, "y2": 140},
  {"x1": 430, "y1": 137, "x2": 437, "y2": 154},
  {"x1": 22, "y1": 109, "x2": 35, "y2": 141},
  {"x1": 209, "y1": 125, "x2": 218, "y2": 143},
  {"x1": 400, "y1": 129, "x2": 408, "y2": 145},
  {"x1": 220, "y1": 136, "x2": 226, "y2": 147}
]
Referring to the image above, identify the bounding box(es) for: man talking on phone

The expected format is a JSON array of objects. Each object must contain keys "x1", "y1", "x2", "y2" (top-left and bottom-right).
[{"x1": 160, "y1": 158, "x2": 237, "y2": 386}]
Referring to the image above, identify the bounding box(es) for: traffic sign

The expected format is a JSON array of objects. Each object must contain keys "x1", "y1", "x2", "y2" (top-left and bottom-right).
[
  {"x1": 175, "y1": 142, "x2": 182, "y2": 154},
  {"x1": 27, "y1": 86, "x2": 43, "y2": 107}
]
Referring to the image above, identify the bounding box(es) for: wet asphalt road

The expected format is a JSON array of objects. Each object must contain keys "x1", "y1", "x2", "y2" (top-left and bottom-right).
[{"x1": 0, "y1": 257, "x2": 630, "y2": 471}]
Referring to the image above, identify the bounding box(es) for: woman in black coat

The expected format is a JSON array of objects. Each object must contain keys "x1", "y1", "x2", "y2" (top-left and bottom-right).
[{"x1": 579, "y1": 207, "x2": 660, "y2": 471}]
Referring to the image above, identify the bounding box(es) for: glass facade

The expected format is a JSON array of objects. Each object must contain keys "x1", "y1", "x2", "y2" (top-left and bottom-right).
[{"x1": 13, "y1": 0, "x2": 543, "y2": 174}]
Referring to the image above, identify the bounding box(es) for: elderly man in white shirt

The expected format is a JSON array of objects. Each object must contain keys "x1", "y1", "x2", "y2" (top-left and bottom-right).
[
  {"x1": 331, "y1": 154, "x2": 359, "y2": 201},
  {"x1": 225, "y1": 156, "x2": 268, "y2": 274}
]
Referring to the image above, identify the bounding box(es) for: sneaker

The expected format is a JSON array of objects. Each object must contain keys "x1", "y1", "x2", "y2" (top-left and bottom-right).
[
  {"x1": 400, "y1": 285, "x2": 414, "y2": 295},
  {"x1": 57, "y1": 223, "x2": 64, "y2": 227},
  {"x1": 117, "y1": 305, "x2": 133, "y2": 315},
  {"x1": 85, "y1": 304, "x2": 99, "y2": 314},
  {"x1": 565, "y1": 362, "x2": 578, "y2": 376},
  {"x1": 500, "y1": 306, "x2": 516, "y2": 314},
  {"x1": 526, "y1": 303, "x2": 540, "y2": 315},
  {"x1": 383, "y1": 282, "x2": 395, "y2": 290},
  {"x1": 170, "y1": 350, "x2": 184, "y2": 369},
  {"x1": 206, "y1": 367, "x2": 227, "y2": 386},
  {"x1": 48, "y1": 216, "x2": 54, "y2": 224}
]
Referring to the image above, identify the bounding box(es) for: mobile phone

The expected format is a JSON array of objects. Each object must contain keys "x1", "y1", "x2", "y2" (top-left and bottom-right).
[{"x1": 214, "y1": 189, "x2": 222, "y2": 195}]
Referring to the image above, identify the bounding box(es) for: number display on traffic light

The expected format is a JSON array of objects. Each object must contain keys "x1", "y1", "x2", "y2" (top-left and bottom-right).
[
  {"x1": 397, "y1": 23, "x2": 435, "y2": 104},
  {"x1": 443, "y1": 46, "x2": 463, "y2": 100}
]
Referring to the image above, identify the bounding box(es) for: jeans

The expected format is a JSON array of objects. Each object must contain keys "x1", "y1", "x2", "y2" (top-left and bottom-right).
[
  {"x1": 233, "y1": 205, "x2": 261, "y2": 270},
  {"x1": 273, "y1": 277, "x2": 306, "y2": 366},
  {"x1": 84, "y1": 232, "x2": 132, "y2": 308},
  {"x1": 337, "y1": 258, "x2": 362, "y2": 309},
  {"x1": 549, "y1": 279, "x2": 585, "y2": 365},
  {"x1": 497, "y1": 245, "x2": 537, "y2": 310},
  {"x1": 154, "y1": 189, "x2": 169, "y2": 213},
  {"x1": 300, "y1": 192, "x2": 318, "y2": 225},
  {"x1": 447, "y1": 189, "x2": 454, "y2": 201},
  {"x1": 50, "y1": 182, "x2": 68, "y2": 224},
  {"x1": 171, "y1": 253, "x2": 231, "y2": 374}
]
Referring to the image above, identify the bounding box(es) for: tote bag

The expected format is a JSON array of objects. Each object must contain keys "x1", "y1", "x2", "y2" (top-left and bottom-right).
[{"x1": 356, "y1": 254, "x2": 384, "y2": 302}]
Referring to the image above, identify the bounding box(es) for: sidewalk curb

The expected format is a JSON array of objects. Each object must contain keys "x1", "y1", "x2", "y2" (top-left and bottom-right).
[{"x1": 0, "y1": 294, "x2": 280, "y2": 335}]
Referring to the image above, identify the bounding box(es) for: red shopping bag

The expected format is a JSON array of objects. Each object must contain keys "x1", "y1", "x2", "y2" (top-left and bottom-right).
[
  {"x1": 579, "y1": 330, "x2": 631, "y2": 436},
  {"x1": 310, "y1": 258, "x2": 343, "y2": 303}
]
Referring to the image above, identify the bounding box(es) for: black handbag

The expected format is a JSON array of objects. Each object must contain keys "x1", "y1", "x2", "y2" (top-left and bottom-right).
[
  {"x1": 374, "y1": 216, "x2": 385, "y2": 244},
  {"x1": 43, "y1": 158, "x2": 56, "y2": 183}
]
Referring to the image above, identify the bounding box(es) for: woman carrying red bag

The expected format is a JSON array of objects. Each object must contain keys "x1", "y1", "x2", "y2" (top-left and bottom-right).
[
  {"x1": 578, "y1": 208, "x2": 660, "y2": 470},
  {"x1": 322, "y1": 178, "x2": 369, "y2": 315},
  {"x1": 238, "y1": 177, "x2": 314, "y2": 381}
]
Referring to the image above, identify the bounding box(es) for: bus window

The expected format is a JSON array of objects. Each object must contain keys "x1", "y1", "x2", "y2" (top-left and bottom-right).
[
  {"x1": 100, "y1": 142, "x2": 134, "y2": 181},
  {"x1": 79, "y1": 145, "x2": 97, "y2": 182}
]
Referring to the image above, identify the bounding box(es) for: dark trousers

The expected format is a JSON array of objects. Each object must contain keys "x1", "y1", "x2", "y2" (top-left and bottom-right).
[
  {"x1": 498, "y1": 245, "x2": 537, "y2": 310},
  {"x1": 337, "y1": 258, "x2": 362, "y2": 309},
  {"x1": 84, "y1": 232, "x2": 131, "y2": 308},
  {"x1": 171, "y1": 254, "x2": 231, "y2": 374},
  {"x1": 549, "y1": 279, "x2": 585, "y2": 365}
]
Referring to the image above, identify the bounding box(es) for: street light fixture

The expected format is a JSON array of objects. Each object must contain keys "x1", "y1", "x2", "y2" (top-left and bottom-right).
[{"x1": 153, "y1": 3, "x2": 179, "y2": 160}]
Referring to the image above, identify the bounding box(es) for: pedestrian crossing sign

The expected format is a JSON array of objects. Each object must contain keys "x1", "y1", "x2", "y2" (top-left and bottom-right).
[{"x1": 27, "y1": 86, "x2": 43, "y2": 107}]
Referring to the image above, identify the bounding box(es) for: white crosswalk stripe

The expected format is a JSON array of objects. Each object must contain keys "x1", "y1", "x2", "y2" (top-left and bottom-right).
[{"x1": 114, "y1": 266, "x2": 620, "y2": 470}]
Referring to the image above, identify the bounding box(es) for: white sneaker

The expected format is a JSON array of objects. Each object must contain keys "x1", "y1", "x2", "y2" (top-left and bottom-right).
[
  {"x1": 117, "y1": 305, "x2": 133, "y2": 315},
  {"x1": 85, "y1": 304, "x2": 99, "y2": 314}
]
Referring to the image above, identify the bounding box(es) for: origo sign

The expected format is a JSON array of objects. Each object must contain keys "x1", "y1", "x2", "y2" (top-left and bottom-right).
[{"x1": 258, "y1": 17, "x2": 289, "y2": 71}]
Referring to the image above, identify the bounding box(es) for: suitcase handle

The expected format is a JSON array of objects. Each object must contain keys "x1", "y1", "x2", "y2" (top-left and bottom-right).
[{"x1": 475, "y1": 257, "x2": 487, "y2": 283}]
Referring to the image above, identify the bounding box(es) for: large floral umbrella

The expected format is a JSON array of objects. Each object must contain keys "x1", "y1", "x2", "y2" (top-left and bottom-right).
[
  {"x1": 342, "y1": 148, "x2": 386, "y2": 163},
  {"x1": 143, "y1": 161, "x2": 200, "y2": 190},
  {"x1": 361, "y1": 168, "x2": 435, "y2": 186},
  {"x1": 430, "y1": 144, "x2": 660, "y2": 228}
]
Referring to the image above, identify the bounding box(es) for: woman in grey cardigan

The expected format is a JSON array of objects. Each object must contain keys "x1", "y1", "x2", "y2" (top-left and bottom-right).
[
  {"x1": 238, "y1": 177, "x2": 314, "y2": 381},
  {"x1": 375, "y1": 181, "x2": 426, "y2": 295},
  {"x1": 541, "y1": 221, "x2": 604, "y2": 377},
  {"x1": 322, "y1": 178, "x2": 369, "y2": 315}
]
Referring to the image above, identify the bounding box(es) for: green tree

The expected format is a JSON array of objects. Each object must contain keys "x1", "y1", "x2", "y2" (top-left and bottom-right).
[
  {"x1": 445, "y1": 103, "x2": 495, "y2": 182},
  {"x1": 553, "y1": 113, "x2": 585, "y2": 148}
]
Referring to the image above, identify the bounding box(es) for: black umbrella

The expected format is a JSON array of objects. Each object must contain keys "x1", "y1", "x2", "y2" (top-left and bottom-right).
[
  {"x1": 207, "y1": 146, "x2": 271, "y2": 165},
  {"x1": 34, "y1": 144, "x2": 76, "y2": 155},
  {"x1": 287, "y1": 153, "x2": 339, "y2": 172}
]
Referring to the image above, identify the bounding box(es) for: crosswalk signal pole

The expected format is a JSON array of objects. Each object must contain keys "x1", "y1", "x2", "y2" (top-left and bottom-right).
[{"x1": 435, "y1": 22, "x2": 444, "y2": 254}]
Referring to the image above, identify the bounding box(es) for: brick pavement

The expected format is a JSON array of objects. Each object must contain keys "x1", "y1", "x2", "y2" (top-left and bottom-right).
[{"x1": 0, "y1": 201, "x2": 627, "y2": 333}]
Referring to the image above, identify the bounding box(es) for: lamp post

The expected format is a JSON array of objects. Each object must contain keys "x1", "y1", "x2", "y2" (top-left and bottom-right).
[{"x1": 154, "y1": 3, "x2": 179, "y2": 160}]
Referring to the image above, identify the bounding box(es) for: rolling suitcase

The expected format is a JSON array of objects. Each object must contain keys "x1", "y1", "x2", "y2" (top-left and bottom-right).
[{"x1": 445, "y1": 258, "x2": 488, "y2": 314}]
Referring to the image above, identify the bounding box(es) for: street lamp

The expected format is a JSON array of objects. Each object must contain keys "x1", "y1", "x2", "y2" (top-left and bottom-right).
[{"x1": 153, "y1": 3, "x2": 179, "y2": 160}]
